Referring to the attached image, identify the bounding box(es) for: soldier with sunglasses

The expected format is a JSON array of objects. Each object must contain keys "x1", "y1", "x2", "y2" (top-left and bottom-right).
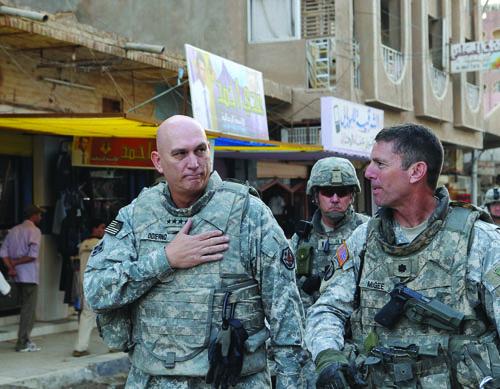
[{"x1": 289, "y1": 157, "x2": 368, "y2": 388}]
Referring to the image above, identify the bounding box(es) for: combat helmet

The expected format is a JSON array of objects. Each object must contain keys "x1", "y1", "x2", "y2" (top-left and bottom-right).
[
  {"x1": 484, "y1": 187, "x2": 500, "y2": 206},
  {"x1": 306, "y1": 157, "x2": 361, "y2": 195}
]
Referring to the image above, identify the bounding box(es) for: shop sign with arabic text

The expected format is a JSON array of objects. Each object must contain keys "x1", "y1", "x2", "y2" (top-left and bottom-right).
[
  {"x1": 450, "y1": 39, "x2": 500, "y2": 73},
  {"x1": 321, "y1": 97, "x2": 384, "y2": 159},
  {"x1": 185, "y1": 44, "x2": 269, "y2": 140},
  {"x1": 71, "y1": 137, "x2": 156, "y2": 169}
]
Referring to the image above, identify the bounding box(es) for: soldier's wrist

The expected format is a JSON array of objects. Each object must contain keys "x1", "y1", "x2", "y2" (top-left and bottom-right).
[{"x1": 315, "y1": 348, "x2": 348, "y2": 373}]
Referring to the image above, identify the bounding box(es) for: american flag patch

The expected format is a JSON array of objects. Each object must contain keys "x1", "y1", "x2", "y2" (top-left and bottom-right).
[
  {"x1": 336, "y1": 242, "x2": 349, "y2": 268},
  {"x1": 105, "y1": 220, "x2": 123, "y2": 236}
]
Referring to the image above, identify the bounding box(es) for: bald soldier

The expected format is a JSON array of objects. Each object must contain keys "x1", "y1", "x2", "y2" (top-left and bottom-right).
[{"x1": 84, "y1": 115, "x2": 304, "y2": 388}]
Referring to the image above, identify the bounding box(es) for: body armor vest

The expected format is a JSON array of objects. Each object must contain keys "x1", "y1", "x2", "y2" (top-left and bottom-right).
[
  {"x1": 297, "y1": 208, "x2": 366, "y2": 310},
  {"x1": 351, "y1": 205, "x2": 484, "y2": 353},
  {"x1": 129, "y1": 181, "x2": 266, "y2": 376}
]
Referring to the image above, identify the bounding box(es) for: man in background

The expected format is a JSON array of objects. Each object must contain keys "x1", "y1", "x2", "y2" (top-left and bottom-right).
[
  {"x1": 72, "y1": 218, "x2": 106, "y2": 357},
  {"x1": 289, "y1": 157, "x2": 368, "y2": 388},
  {"x1": 483, "y1": 187, "x2": 500, "y2": 226},
  {"x1": 0, "y1": 204, "x2": 44, "y2": 352}
]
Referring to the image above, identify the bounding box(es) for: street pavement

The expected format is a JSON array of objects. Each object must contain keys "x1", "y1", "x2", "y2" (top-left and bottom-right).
[{"x1": 0, "y1": 320, "x2": 129, "y2": 388}]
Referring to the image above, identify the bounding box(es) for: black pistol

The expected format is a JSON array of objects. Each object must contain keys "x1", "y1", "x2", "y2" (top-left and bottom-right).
[{"x1": 374, "y1": 283, "x2": 464, "y2": 331}]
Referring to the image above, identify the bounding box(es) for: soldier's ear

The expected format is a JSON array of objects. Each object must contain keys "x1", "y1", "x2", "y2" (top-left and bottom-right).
[
  {"x1": 408, "y1": 161, "x2": 427, "y2": 184},
  {"x1": 151, "y1": 150, "x2": 164, "y2": 174}
]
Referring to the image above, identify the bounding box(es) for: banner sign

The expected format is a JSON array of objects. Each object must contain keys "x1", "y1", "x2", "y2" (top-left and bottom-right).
[
  {"x1": 450, "y1": 39, "x2": 500, "y2": 73},
  {"x1": 72, "y1": 137, "x2": 156, "y2": 169},
  {"x1": 321, "y1": 97, "x2": 384, "y2": 158},
  {"x1": 185, "y1": 44, "x2": 269, "y2": 140}
]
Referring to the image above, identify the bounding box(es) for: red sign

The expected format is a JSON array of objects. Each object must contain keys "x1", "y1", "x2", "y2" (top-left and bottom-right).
[{"x1": 72, "y1": 137, "x2": 156, "y2": 169}]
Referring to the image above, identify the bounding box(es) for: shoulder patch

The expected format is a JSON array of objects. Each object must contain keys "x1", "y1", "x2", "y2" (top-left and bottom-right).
[
  {"x1": 336, "y1": 242, "x2": 350, "y2": 268},
  {"x1": 90, "y1": 241, "x2": 104, "y2": 257},
  {"x1": 280, "y1": 247, "x2": 295, "y2": 270},
  {"x1": 105, "y1": 220, "x2": 123, "y2": 236}
]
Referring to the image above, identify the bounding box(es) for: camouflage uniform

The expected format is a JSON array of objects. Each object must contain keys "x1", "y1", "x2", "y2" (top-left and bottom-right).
[
  {"x1": 84, "y1": 172, "x2": 304, "y2": 388},
  {"x1": 306, "y1": 187, "x2": 500, "y2": 388},
  {"x1": 289, "y1": 157, "x2": 368, "y2": 388},
  {"x1": 290, "y1": 207, "x2": 368, "y2": 312}
]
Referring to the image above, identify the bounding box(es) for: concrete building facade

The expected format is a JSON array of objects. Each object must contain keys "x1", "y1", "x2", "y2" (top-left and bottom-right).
[{"x1": 1, "y1": 0, "x2": 499, "y2": 323}]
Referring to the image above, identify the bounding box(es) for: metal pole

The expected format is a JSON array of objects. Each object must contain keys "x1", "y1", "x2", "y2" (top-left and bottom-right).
[
  {"x1": 124, "y1": 42, "x2": 164, "y2": 54},
  {"x1": 0, "y1": 5, "x2": 48, "y2": 21},
  {"x1": 472, "y1": 149, "x2": 478, "y2": 205}
]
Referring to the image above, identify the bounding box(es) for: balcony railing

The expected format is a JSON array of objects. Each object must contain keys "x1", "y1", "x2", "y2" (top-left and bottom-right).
[
  {"x1": 429, "y1": 65, "x2": 447, "y2": 99},
  {"x1": 466, "y1": 82, "x2": 480, "y2": 111},
  {"x1": 381, "y1": 44, "x2": 404, "y2": 83}
]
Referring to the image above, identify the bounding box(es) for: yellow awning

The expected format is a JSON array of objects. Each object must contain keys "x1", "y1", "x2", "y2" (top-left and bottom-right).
[{"x1": 0, "y1": 114, "x2": 323, "y2": 153}]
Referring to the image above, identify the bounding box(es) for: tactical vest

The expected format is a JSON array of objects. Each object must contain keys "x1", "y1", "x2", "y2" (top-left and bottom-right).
[
  {"x1": 351, "y1": 205, "x2": 498, "y2": 386},
  {"x1": 296, "y1": 209, "x2": 366, "y2": 310},
  {"x1": 129, "y1": 181, "x2": 267, "y2": 377}
]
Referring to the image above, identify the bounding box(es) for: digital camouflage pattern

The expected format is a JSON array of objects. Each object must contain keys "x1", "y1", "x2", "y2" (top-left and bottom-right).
[
  {"x1": 84, "y1": 172, "x2": 304, "y2": 388},
  {"x1": 306, "y1": 157, "x2": 361, "y2": 195},
  {"x1": 289, "y1": 210, "x2": 368, "y2": 389},
  {"x1": 125, "y1": 365, "x2": 271, "y2": 388},
  {"x1": 290, "y1": 207, "x2": 368, "y2": 312},
  {"x1": 306, "y1": 188, "x2": 500, "y2": 388}
]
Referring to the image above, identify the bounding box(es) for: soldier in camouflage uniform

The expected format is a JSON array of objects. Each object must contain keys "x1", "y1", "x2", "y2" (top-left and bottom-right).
[
  {"x1": 306, "y1": 123, "x2": 500, "y2": 388},
  {"x1": 483, "y1": 187, "x2": 500, "y2": 226},
  {"x1": 84, "y1": 115, "x2": 304, "y2": 388},
  {"x1": 290, "y1": 157, "x2": 368, "y2": 312},
  {"x1": 288, "y1": 157, "x2": 368, "y2": 388}
]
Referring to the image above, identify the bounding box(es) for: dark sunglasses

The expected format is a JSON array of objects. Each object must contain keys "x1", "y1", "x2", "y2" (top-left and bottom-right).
[{"x1": 318, "y1": 187, "x2": 352, "y2": 198}]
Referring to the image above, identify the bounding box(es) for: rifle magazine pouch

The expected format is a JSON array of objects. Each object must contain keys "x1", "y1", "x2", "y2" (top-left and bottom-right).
[{"x1": 96, "y1": 306, "x2": 133, "y2": 351}]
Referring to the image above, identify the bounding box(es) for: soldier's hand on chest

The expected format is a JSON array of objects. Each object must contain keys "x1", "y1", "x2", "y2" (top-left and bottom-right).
[{"x1": 165, "y1": 218, "x2": 230, "y2": 269}]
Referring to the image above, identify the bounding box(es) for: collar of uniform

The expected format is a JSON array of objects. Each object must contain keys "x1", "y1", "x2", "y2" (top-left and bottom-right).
[
  {"x1": 163, "y1": 171, "x2": 222, "y2": 217},
  {"x1": 376, "y1": 187, "x2": 449, "y2": 256}
]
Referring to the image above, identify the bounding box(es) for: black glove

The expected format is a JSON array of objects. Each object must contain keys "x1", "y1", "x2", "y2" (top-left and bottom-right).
[
  {"x1": 315, "y1": 349, "x2": 366, "y2": 389},
  {"x1": 316, "y1": 362, "x2": 366, "y2": 389},
  {"x1": 302, "y1": 274, "x2": 321, "y2": 295},
  {"x1": 206, "y1": 318, "x2": 249, "y2": 389},
  {"x1": 316, "y1": 362, "x2": 348, "y2": 389}
]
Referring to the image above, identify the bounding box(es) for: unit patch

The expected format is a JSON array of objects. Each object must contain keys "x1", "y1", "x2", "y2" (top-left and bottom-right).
[
  {"x1": 91, "y1": 241, "x2": 104, "y2": 256},
  {"x1": 281, "y1": 247, "x2": 295, "y2": 270},
  {"x1": 336, "y1": 242, "x2": 349, "y2": 268},
  {"x1": 105, "y1": 220, "x2": 123, "y2": 236}
]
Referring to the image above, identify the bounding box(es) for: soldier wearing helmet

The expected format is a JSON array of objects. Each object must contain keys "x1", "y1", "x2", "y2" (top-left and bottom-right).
[
  {"x1": 288, "y1": 157, "x2": 368, "y2": 388},
  {"x1": 291, "y1": 157, "x2": 369, "y2": 306},
  {"x1": 483, "y1": 187, "x2": 500, "y2": 225}
]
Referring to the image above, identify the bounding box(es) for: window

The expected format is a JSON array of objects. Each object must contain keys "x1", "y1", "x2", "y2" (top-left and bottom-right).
[
  {"x1": 380, "y1": 0, "x2": 401, "y2": 50},
  {"x1": 248, "y1": 0, "x2": 301, "y2": 42},
  {"x1": 495, "y1": 81, "x2": 500, "y2": 93},
  {"x1": 301, "y1": 0, "x2": 335, "y2": 39},
  {"x1": 428, "y1": 15, "x2": 445, "y2": 70}
]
